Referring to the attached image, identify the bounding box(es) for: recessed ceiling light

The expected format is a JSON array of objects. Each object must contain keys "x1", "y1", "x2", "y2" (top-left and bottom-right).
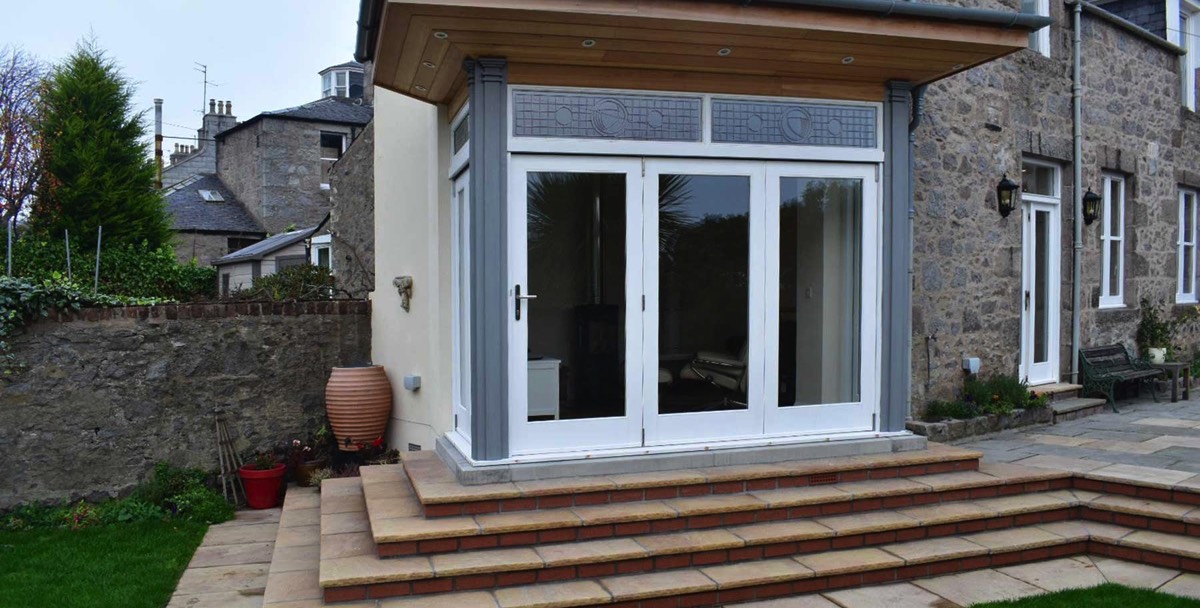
[
  {"x1": 582, "y1": 39, "x2": 596, "y2": 48},
  {"x1": 717, "y1": 47, "x2": 732, "y2": 56},
  {"x1": 422, "y1": 61, "x2": 436, "y2": 68},
  {"x1": 414, "y1": 85, "x2": 428, "y2": 92},
  {"x1": 433, "y1": 31, "x2": 449, "y2": 39},
  {"x1": 952, "y1": 63, "x2": 964, "y2": 70},
  {"x1": 841, "y1": 56, "x2": 854, "y2": 64}
]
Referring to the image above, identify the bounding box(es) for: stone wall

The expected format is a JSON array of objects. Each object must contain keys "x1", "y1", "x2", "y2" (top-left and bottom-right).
[
  {"x1": 173, "y1": 231, "x2": 231, "y2": 265},
  {"x1": 0, "y1": 302, "x2": 371, "y2": 510},
  {"x1": 218, "y1": 117, "x2": 363, "y2": 235},
  {"x1": 329, "y1": 120, "x2": 375, "y2": 298},
  {"x1": 910, "y1": 0, "x2": 1200, "y2": 412}
]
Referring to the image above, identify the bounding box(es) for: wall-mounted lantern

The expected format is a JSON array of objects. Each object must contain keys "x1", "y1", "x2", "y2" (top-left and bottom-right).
[
  {"x1": 997, "y1": 173, "x2": 1019, "y2": 218},
  {"x1": 1082, "y1": 189, "x2": 1102, "y2": 225}
]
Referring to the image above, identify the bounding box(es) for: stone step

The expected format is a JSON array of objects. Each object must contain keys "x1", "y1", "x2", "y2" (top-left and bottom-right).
[
  {"x1": 363, "y1": 463, "x2": 1071, "y2": 557},
  {"x1": 1030, "y1": 383, "x2": 1083, "y2": 400},
  {"x1": 402, "y1": 443, "x2": 983, "y2": 518},
  {"x1": 319, "y1": 486, "x2": 1200, "y2": 601},
  {"x1": 324, "y1": 520, "x2": 1200, "y2": 606},
  {"x1": 1051, "y1": 397, "x2": 1109, "y2": 423}
]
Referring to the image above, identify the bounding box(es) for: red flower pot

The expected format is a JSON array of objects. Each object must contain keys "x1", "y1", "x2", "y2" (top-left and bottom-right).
[{"x1": 239, "y1": 463, "x2": 286, "y2": 509}]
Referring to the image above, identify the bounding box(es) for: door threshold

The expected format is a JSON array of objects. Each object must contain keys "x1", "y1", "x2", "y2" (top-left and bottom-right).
[{"x1": 438, "y1": 431, "x2": 924, "y2": 485}]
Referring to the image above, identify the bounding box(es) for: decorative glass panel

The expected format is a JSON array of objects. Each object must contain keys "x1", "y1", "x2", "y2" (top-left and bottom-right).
[
  {"x1": 1022, "y1": 164, "x2": 1056, "y2": 196},
  {"x1": 1034, "y1": 210, "x2": 1050, "y2": 364},
  {"x1": 512, "y1": 90, "x2": 702, "y2": 141},
  {"x1": 710, "y1": 100, "x2": 877, "y2": 148}
]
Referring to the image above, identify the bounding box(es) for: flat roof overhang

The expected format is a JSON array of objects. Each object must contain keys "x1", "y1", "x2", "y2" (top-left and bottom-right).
[{"x1": 366, "y1": 0, "x2": 1048, "y2": 108}]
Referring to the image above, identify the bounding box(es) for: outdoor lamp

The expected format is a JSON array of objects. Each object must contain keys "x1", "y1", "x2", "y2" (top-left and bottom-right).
[
  {"x1": 996, "y1": 173, "x2": 1019, "y2": 218},
  {"x1": 1082, "y1": 189, "x2": 1102, "y2": 225}
]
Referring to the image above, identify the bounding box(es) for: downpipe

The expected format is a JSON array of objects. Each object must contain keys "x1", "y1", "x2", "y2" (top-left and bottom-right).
[{"x1": 1071, "y1": 1, "x2": 1084, "y2": 384}]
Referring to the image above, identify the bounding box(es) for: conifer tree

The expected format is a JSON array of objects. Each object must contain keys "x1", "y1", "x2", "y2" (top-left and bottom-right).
[{"x1": 30, "y1": 41, "x2": 171, "y2": 248}]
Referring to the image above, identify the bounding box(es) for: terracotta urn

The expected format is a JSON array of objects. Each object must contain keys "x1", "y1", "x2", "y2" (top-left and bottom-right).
[{"x1": 325, "y1": 365, "x2": 393, "y2": 451}]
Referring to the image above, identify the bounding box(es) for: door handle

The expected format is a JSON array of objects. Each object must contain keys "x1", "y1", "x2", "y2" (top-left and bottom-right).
[
  {"x1": 1024, "y1": 290, "x2": 1030, "y2": 311},
  {"x1": 515, "y1": 284, "x2": 537, "y2": 320}
]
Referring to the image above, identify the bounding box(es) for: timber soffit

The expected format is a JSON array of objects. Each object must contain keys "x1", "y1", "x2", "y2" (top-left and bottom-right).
[{"x1": 356, "y1": 0, "x2": 1050, "y2": 104}]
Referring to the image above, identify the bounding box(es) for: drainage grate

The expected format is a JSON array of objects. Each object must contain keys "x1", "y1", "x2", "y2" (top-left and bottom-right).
[
  {"x1": 407, "y1": 443, "x2": 422, "y2": 452},
  {"x1": 809, "y1": 472, "x2": 839, "y2": 485}
]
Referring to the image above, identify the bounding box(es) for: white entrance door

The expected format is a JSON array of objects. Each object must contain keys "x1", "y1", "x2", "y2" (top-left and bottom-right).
[
  {"x1": 1020, "y1": 162, "x2": 1062, "y2": 386},
  {"x1": 507, "y1": 156, "x2": 645, "y2": 456},
  {"x1": 642, "y1": 159, "x2": 767, "y2": 445}
]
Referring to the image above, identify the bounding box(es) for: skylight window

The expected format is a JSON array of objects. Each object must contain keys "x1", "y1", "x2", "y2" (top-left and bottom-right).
[{"x1": 198, "y1": 189, "x2": 225, "y2": 202}]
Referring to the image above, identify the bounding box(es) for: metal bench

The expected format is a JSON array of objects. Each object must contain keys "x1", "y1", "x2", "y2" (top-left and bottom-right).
[{"x1": 1079, "y1": 344, "x2": 1163, "y2": 413}]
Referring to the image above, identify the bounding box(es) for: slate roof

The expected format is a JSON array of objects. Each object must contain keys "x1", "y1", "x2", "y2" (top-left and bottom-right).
[
  {"x1": 164, "y1": 175, "x2": 264, "y2": 235},
  {"x1": 321, "y1": 60, "x2": 364, "y2": 73},
  {"x1": 214, "y1": 227, "x2": 318, "y2": 266},
  {"x1": 215, "y1": 96, "x2": 373, "y2": 141}
]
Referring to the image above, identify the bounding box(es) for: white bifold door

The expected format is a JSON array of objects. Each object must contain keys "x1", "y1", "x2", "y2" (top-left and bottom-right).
[{"x1": 507, "y1": 156, "x2": 878, "y2": 457}]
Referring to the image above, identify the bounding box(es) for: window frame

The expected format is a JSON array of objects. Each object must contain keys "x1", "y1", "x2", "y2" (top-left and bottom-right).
[
  {"x1": 1179, "y1": 189, "x2": 1199, "y2": 303},
  {"x1": 1171, "y1": 0, "x2": 1200, "y2": 110},
  {"x1": 1023, "y1": 0, "x2": 1051, "y2": 57},
  {"x1": 1099, "y1": 173, "x2": 1125, "y2": 309},
  {"x1": 319, "y1": 131, "x2": 348, "y2": 189}
]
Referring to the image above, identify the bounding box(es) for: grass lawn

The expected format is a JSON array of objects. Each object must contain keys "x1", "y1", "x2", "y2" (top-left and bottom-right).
[
  {"x1": 973, "y1": 583, "x2": 1200, "y2": 607},
  {"x1": 0, "y1": 520, "x2": 207, "y2": 608}
]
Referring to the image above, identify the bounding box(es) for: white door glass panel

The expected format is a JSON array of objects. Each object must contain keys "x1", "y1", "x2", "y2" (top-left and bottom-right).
[
  {"x1": 1021, "y1": 201, "x2": 1061, "y2": 385},
  {"x1": 452, "y1": 171, "x2": 472, "y2": 443},
  {"x1": 508, "y1": 156, "x2": 644, "y2": 456},
  {"x1": 643, "y1": 159, "x2": 765, "y2": 445},
  {"x1": 765, "y1": 165, "x2": 878, "y2": 435},
  {"x1": 1179, "y1": 191, "x2": 1198, "y2": 303}
]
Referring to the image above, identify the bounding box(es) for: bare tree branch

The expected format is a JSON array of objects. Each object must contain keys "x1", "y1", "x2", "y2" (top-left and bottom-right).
[{"x1": 0, "y1": 46, "x2": 42, "y2": 226}]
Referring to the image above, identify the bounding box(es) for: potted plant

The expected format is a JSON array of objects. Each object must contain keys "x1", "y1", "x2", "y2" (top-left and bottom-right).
[
  {"x1": 239, "y1": 452, "x2": 286, "y2": 509},
  {"x1": 325, "y1": 364, "x2": 393, "y2": 451},
  {"x1": 287, "y1": 427, "x2": 333, "y2": 487},
  {"x1": 1137, "y1": 299, "x2": 1175, "y2": 364}
]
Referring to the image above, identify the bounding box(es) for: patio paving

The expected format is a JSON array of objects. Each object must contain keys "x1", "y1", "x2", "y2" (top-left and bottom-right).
[
  {"x1": 959, "y1": 395, "x2": 1200, "y2": 480},
  {"x1": 167, "y1": 507, "x2": 281, "y2": 608}
]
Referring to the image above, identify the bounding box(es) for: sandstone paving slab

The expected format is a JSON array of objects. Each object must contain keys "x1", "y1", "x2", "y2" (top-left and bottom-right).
[
  {"x1": 1133, "y1": 417, "x2": 1200, "y2": 429},
  {"x1": 963, "y1": 526, "x2": 1065, "y2": 552},
  {"x1": 494, "y1": 580, "x2": 612, "y2": 608},
  {"x1": 268, "y1": 543, "x2": 320, "y2": 574},
  {"x1": 320, "y1": 493, "x2": 367, "y2": 515},
  {"x1": 188, "y1": 541, "x2": 275, "y2": 569},
  {"x1": 749, "y1": 485, "x2": 851, "y2": 508},
  {"x1": 1011, "y1": 454, "x2": 1111, "y2": 473},
  {"x1": 1091, "y1": 493, "x2": 1199, "y2": 519},
  {"x1": 379, "y1": 591, "x2": 500, "y2": 607},
  {"x1": 361, "y1": 479, "x2": 413, "y2": 499},
  {"x1": 203, "y1": 522, "x2": 281, "y2": 545},
  {"x1": 175, "y1": 563, "x2": 271, "y2": 595},
  {"x1": 910, "y1": 471, "x2": 1002, "y2": 492},
  {"x1": 814, "y1": 509, "x2": 918, "y2": 535},
  {"x1": 982, "y1": 492, "x2": 1073, "y2": 515},
  {"x1": 897, "y1": 500, "x2": 997, "y2": 525},
  {"x1": 282, "y1": 490, "x2": 321, "y2": 511},
  {"x1": 824, "y1": 582, "x2": 954, "y2": 608},
  {"x1": 374, "y1": 513, "x2": 479, "y2": 541},
  {"x1": 514, "y1": 476, "x2": 617, "y2": 496},
  {"x1": 262, "y1": 568, "x2": 322, "y2": 604},
  {"x1": 835, "y1": 477, "x2": 931, "y2": 499},
  {"x1": 1086, "y1": 463, "x2": 1198, "y2": 488},
  {"x1": 1090, "y1": 556, "x2": 1181, "y2": 589},
  {"x1": 570, "y1": 500, "x2": 678, "y2": 525},
  {"x1": 1026, "y1": 434, "x2": 1097, "y2": 447},
  {"x1": 262, "y1": 600, "x2": 374, "y2": 608},
  {"x1": 880, "y1": 536, "x2": 988, "y2": 565},
  {"x1": 634, "y1": 528, "x2": 745, "y2": 554},
  {"x1": 739, "y1": 595, "x2": 842, "y2": 608},
  {"x1": 603, "y1": 468, "x2": 711, "y2": 490},
  {"x1": 365, "y1": 496, "x2": 423, "y2": 519},
  {"x1": 1159, "y1": 573, "x2": 1200, "y2": 599},
  {"x1": 725, "y1": 520, "x2": 833, "y2": 544},
  {"x1": 319, "y1": 531, "x2": 375, "y2": 560},
  {"x1": 1120, "y1": 530, "x2": 1200, "y2": 559},
  {"x1": 475, "y1": 508, "x2": 581, "y2": 534},
  {"x1": 976, "y1": 461, "x2": 1071, "y2": 483},
  {"x1": 701, "y1": 558, "x2": 813, "y2": 588},
  {"x1": 321, "y1": 477, "x2": 364, "y2": 498},
  {"x1": 319, "y1": 554, "x2": 434, "y2": 586},
  {"x1": 275, "y1": 524, "x2": 321, "y2": 548},
  {"x1": 1085, "y1": 440, "x2": 1165, "y2": 455},
  {"x1": 432, "y1": 547, "x2": 544, "y2": 576},
  {"x1": 795, "y1": 547, "x2": 904, "y2": 576},
  {"x1": 1034, "y1": 521, "x2": 1134, "y2": 543},
  {"x1": 166, "y1": 590, "x2": 267, "y2": 608},
  {"x1": 320, "y1": 510, "x2": 371, "y2": 535},
  {"x1": 663, "y1": 493, "x2": 766, "y2": 516},
  {"x1": 537, "y1": 538, "x2": 648, "y2": 566},
  {"x1": 703, "y1": 462, "x2": 794, "y2": 483},
  {"x1": 997, "y1": 556, "x2": 1106, "y2": 591},
  {"x1": 912, "y1": 569, "x2": 1045, "y2": 606},
  {"x1": 278, "y1": 507, "x2": 320, "y2": 529},
  {"x1": 231, "y1": 509, "x2": 284, "y2": 525},
  {"x1": 601, "y1": 569, "x2": 718, "y2": 600}
]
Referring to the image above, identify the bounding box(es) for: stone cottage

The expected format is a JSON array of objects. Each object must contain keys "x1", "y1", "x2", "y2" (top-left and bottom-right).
[{"x1": 910, "y1": 0, "x2": 1200, "y2": 414}]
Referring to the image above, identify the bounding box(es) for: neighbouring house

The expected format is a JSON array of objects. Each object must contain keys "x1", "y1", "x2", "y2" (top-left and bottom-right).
[
  {"x1": 164, "y1": 174, "x2": 265, "y2": 265},
  {"x1": 213, "y1": 226, "x2": 318, "y2": 297},
  {"x1": 327, "y1": 119, "x2": 375, "y2": 298},
  {"x1": 160, "y1": 61, "x2": 374, "y2": 265}
]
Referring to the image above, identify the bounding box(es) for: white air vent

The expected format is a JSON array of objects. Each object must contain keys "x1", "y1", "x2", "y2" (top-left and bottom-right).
[{"x1": 198, "y1": 189, "x2": 224, "y2": 202}]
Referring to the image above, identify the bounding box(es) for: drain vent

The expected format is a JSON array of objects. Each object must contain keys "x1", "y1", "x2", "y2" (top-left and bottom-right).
[{"x1": 809, "y1": 472, "x2": 839, "y2": 485}]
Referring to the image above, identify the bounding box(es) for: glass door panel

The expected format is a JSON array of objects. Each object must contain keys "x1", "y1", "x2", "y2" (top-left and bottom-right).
[
  {"x1": 643, "y1": 160, "x2": 765, "y2": 445},
  {"x1": 1020, "y1": 200, "x2": 1060, "y2": 385},
  {"x1": 508, "y1": 156, "x2": 644, "y2": 456},
  {"x1": 765, "y1": 166, "x2": 877, "y2": 435}
]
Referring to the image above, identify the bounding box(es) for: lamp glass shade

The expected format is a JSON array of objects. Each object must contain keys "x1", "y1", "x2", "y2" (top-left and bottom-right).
[
  {"x1": 1082, "y1": 189, "x2": 1102, "y2": 225},
  {"x1": 997, "y1": 174, "x2": 1019, "y2": 218}
]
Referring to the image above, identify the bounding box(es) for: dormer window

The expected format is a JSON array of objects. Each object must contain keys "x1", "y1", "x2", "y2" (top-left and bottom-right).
[{"x1": 323, "y1": 70, "x2": 350, "y2": 98}]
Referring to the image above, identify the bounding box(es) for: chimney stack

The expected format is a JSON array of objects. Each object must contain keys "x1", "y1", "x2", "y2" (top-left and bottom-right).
[
  {"x1": 226, "y1": 100, "x2": 233, "y2": 115},
  {"x1": 209, "y1": 98, "x2": 216, "y2": 114}
]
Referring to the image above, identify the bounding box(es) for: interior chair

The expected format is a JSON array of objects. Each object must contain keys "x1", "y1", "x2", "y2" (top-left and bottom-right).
[{"x1": 679, "y1": 340, "x2": 749, "y2": 407}]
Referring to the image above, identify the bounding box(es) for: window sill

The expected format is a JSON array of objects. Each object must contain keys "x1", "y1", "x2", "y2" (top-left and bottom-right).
[{"x1": 1096, "y1": 303, "x2": 1127, "y2": 311}]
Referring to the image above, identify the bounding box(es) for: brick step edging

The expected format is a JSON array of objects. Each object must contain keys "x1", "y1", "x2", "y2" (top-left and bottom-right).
[
  {"x1": 419, "y1": 458, "x2": 981, "y2": 518},
  {"x1": 381, "y1": 476, "x2": 1067, "y2": 557}
]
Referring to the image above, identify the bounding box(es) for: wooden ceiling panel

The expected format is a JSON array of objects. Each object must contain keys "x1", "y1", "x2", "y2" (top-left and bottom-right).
[{"x1": 374, "y1": 0, "x2": 1031, "y2": 104}]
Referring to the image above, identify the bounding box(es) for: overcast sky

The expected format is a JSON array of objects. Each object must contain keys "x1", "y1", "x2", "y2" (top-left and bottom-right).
[{"x1": 8, "y1": 0, "x2": 360, "y2": 149}]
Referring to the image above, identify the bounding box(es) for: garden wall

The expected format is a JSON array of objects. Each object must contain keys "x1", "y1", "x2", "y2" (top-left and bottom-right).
[{"x1": 0, "y1": 301, "x2": 371, "y2": 510}]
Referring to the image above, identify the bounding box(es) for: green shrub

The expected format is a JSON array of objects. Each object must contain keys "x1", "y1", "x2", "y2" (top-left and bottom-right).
[
  {"x1": 167, "y1": 486, "x2": 234, "y2": 524},
  {"x1": 231, "y1": 264, "x2": 334, "y2": 301},
  {"x1": 927, "y1": 373, "x2": 1046, "y2": 421},
  {"x1": 10, "y1": 237, "x2": 215, "y2": 301},
  {"x1": 922, "y1": 400, "x2": 979, "y2": 422}
]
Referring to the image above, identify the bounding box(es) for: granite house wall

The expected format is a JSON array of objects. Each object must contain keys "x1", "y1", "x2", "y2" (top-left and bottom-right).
[
  {"x1": 0, "y1": 302, "x2": 371, "y2": 510},
  {"x1": 911, "y1": 0, "x2": 1200, "y2": 412}
]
